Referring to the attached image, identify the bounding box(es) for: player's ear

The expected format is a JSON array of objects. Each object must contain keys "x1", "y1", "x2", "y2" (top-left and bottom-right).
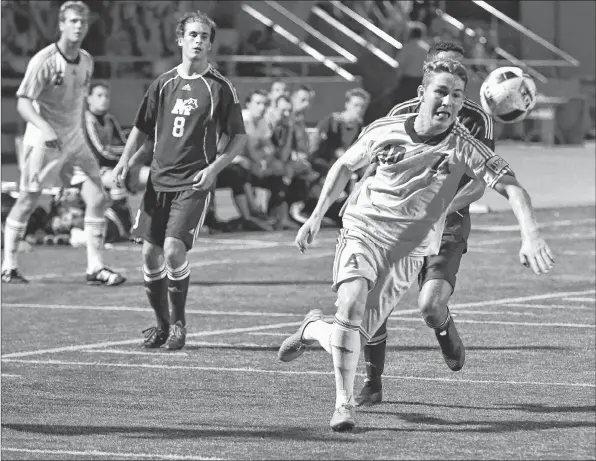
[
  {"x1": 417, "y1": 85, "x2": 424, "y2": 99},
  {"x1": 177, "y1": 37, "x2": 183, "y2": 47}
]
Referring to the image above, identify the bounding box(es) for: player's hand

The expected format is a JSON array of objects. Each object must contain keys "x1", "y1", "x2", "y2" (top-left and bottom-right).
[
  {"x1": 113, "y1": 160, "x2": 128, "y2": 189},
  {"x1": 295, "y1": 216, "x2": 321, "y2": 254},
  {"x1": 519, "y1": 235, "x2": 555, "y2": 275},
  {"x1": 41, "y1": 126, "x2": 60, "y2": 150},
  {"x1": 192, "y1": 168, "x2": 217, "y2": 191}
]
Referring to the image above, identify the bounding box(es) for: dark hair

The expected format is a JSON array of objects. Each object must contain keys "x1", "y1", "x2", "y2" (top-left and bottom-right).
[
  {"x1": 410, "y1": 26, "x2": 423, "y2": 40},
  {"x1": 427, "y1": 41, "x2": 465, "y2": 61},
  {"x1": 58, "y1": 1, "x2": 90, "y2": 22},
  {"x1": 244, "y1": 89, "x2": 268, "y2": 107},
  {"x1": 176, "y1": 11, "x2": 217, "y2": 43},
  {"x1": 274, "y1": 94, "x2": 292, "y2": 106},
  {"x1": 89, "y1": 81, "x2": 110, "y2": 95},
  {"x1": 345, "y1": 87, "x2": 370, "y2": 104},
  {"x1": 422, "y1": 59, "x2": 468, "y2": 88}
]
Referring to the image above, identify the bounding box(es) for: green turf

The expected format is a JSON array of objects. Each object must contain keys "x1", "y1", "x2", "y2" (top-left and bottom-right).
[{"x1": 1, "y1": 206, "x2": 595, "y2": 460}]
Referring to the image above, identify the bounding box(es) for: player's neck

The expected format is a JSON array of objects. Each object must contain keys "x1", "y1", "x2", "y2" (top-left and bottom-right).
[
  {"x1": 178, "y1": 59, "x2": 210, "y2": 78},
  {"x1": 56, "y1": 38, "x2": 80, "y2": 61},
  {"x1": 413, "y1": 115, "x2": 445, "y2": 141}
]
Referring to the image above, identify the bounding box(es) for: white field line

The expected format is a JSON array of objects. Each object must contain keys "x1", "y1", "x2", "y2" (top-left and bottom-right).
[
  {"x1": 390, "y1": 317, "x2": 595, "y2": 328},
  {"x1": 81, "y1": 349, "x2": 189, "y2": 356},
  {"x1": 502, "y1": 303, "x2": 594, "y2": 310},
  {"x1": 469, "y1": 231, "x2": 595, "y2": 246},
  {"x1": 473, "y1": 218, "x2": 595, "y2": 232},
  {"x1": 2, "y1": 358, "x2": 594, "y2": 389},
  {"x1": 1, "y1": 374, "x2": 21, "y2": 378},
  {"x1": 0, "y1": 321, "x2": 302, "y2": 359},
  {"x1": 0, "y1": 447, "x2": 219, "y2": 461},
  {"x1": 563, "y1": 297, "x2": 596, "y2": 302},
  {"x1": 561, "y1": 250, "x2": 596, "y2": 256},
  {"x1": 450, "y1": 310, "x2": 537, "y2": 316}
]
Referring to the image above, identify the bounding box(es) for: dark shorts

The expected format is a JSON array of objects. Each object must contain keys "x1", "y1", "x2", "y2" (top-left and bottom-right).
[
  {"x1": 418, "y1": 210, "x2": 472, "y2": 291},
  {"x1": 131, "y1": 179, "x2": 211, "y2": 250}
]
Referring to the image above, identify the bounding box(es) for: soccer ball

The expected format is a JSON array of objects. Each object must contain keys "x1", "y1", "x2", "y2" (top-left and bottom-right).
[{"x1": 479, "y1": 67, "x2": 538, "y2": 124}]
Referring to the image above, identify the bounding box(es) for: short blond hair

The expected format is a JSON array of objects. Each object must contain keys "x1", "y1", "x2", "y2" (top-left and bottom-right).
[
  {"x1": 422, "y1": 59, "x2": 468, "y2": 89},
  {"x1": 59, "y1": 1, "x2": 90, "y2": 22}
]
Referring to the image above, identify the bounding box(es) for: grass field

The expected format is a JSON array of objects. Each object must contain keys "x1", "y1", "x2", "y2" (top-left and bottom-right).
[{"x1": 1, "y1": 205, "x2": 595, "y2": 460}]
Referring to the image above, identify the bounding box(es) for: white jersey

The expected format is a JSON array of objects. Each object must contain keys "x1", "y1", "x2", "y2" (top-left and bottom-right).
[
  {"x1": 341, "y1": 114, "x2": 513, "y2": 257},
  {"x1": 17, "y1": 43, "x2": 94, "y2": 144}
]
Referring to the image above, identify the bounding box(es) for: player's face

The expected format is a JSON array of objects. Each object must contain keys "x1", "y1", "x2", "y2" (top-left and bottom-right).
[
  {"x1": 291, "y1": 90, "x2": 312, "y2": 115},
  {"x1": 59, "y1": 9, "x2": 89, "y2": 44},
  {"x1": 344, "y1": 96, "x2": 368, "y2": 121},
  {"x1": 180, "y1": 21, "x2": 212, "y2": 61},
  {"x1": 433, "y1": 51, "x2": 464, "y2": 63},
  {"x1": 87, "y1": 86, "x2": 110, "y2": 114},
  {"x1": 247, "y1": 94, "x2": 268, "y2": 119},
  {"x1": 269, "y1": 82, "x2": 286, "y2": 100},
  {"x1": 418, "y1": 72, "x2": 465, "y2": 130}
]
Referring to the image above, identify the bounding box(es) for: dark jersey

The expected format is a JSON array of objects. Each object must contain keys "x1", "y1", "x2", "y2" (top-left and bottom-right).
[
  {"x1": 312, "y1": 112, "x2": 363, "y2": 163},
  {"x1": 83, "y1": 111, "x2": 127, "y2": 168},
  {"x1": 134, "y1": 65, "x2": 245, "y2": 192}
]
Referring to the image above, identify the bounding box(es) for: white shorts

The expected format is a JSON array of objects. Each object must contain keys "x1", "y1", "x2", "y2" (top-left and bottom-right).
[
  {"x1": 19, "y1": 130, "x2": 101, "y2": 193},
  {"x1": 332, "y1": 229, "x2": 424, "y2": 340},
  {"x1": 71, "y1": 165, "x2": 148, "y2": 198}
]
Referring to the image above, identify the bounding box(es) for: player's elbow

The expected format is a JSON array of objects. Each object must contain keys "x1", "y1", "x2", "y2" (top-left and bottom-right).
[{"x1": 16, "y1": 97, "x2": 33, "y2": 118}]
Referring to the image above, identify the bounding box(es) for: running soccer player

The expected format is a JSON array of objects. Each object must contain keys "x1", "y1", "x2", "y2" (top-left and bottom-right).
[
  {"x1": 356, "y1": 41, "x2": 496, "y2": 406},
  {"x1": 1, "y1": 1, "x2": 125, "y2": 286},
  {"x1": 113, "y1": 11, "x2": 247, "y2": 351},
  {"x1": 278, "y1": 59, "x2": 554, "y2": 432}
]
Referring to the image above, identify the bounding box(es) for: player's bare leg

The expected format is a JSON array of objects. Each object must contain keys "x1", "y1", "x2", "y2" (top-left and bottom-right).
[
  {"x1": 142, "y1": 240, "x2": 170, "y2": 348},
  {"x1": 80, "y1": 177, "x2": 125, "y2": 286},
  {"x1": 419, "y1": 279, "x2": 464, "y2": 371},
  {"x1": 163, "y1": 237, "x2": 190, "y2": 350},
  {"x1": 1, "y1": 190, "x2": 41, "y2": 283}
]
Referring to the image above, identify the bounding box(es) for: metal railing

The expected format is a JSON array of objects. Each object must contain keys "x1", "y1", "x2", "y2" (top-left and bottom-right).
[{"x1": 241, "y1": 4, "x2": 357, "y2": 81}]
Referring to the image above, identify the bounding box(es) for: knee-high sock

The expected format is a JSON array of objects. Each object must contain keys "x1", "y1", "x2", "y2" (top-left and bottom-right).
[
  {"x1": 331, "y1": 314, "x2": 362, "y2": 408},
  {"x1": 167, "y1": 261, "x2": 190, "y2": 326},
  {"x1": 364, "y1": 322, "x2": 388, "y2": 383},
  {"x1": 2, "y1": 218, "x2": 27, "y2": 271},
  {"x1": 84, "y1": 217, "x2": 106, "y2": 273},
  {"x1": 143, "y1": 264, "x2": 169, "y2": 329},
  {"x1": 303, "y1": 319, "x2": 333, "y2": 353}
]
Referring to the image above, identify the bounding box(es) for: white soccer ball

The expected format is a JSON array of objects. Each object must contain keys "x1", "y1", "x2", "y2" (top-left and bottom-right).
[{"x1": 479, "y1": 67, "x2": 537, "y2": 124}]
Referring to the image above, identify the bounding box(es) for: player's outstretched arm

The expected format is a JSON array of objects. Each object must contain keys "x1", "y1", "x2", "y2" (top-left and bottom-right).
[
  {"x1": 114, "y1": 127, "x2": 147, "y2": 187},
  {"x1": 447, "y1": 178, "x2": 486, "y2": 214},
  {"x1": 492, "y1": 174, "x2": 555, "y2": 275}
]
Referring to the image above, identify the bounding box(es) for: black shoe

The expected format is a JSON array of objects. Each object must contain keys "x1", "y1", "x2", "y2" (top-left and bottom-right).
[
  {"x1": 434, "y1": 313, "x2": 465, "y2": 371},
  {"x1": 1, "y1": 268, "x2": 29, "y2": 284},
  {"x1": 164, "y1": 321, "x2": 187, "y2": 350},
  {"x1": 142, "y1": 326, "x2": 169, "y2": 348},
  {"x1": 86, "y1": 267, "x2": 126, "y2": 286},
  {"x1": 355, "y1": 378, "x2": 383, "y2": 406}
]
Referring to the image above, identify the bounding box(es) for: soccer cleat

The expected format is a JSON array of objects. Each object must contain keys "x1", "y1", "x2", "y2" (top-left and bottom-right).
[
  {"x1": 1, "y1": 268, "x2": 29, "y2": 284},
  {"x1": 86, "y1": 267, "x2": 126, "y2": 286},
  {"x1": 142, "y1": 326, "x2": 169, "y2": 348},
  {"x1": 330, "y1": 403, "x2": 356, "y2": 432},
  {"x1": 434, "y1": 314, "x2": 465, "y2": 371},
  {"x1": 355, "y1": 379, "x2": 383, "y2": 407},
  {"x1": 164, "y1": 321, "x2": 187, "y2": 350},
  {"x1": 277, "y1": 309, "x2": 323, "y2": 362}
]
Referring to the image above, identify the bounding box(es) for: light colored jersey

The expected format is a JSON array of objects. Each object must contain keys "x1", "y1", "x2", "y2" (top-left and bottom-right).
[
  {"x1": 341, "y1": 114, "x2": 512, "y2": 257},
  {"x1": 17, "y1": 43, "x2": 94, "y2": 144}
]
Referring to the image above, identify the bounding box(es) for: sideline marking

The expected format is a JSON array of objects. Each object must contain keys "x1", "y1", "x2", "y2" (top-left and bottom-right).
[{"x1": 0, "y1": 448, "x2": 218, "y2": 460}]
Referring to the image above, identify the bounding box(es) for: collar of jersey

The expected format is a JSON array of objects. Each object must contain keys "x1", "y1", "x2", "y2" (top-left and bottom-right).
[
  {"x1": 176, "y1": 63, "x2": 211, "y2": 80},
  {"x1": 405, "y1": 114, "x2": 455, "y2": 146},
  {"x1": 54, "y1": 43, "x2": 80, "y2": 65}
]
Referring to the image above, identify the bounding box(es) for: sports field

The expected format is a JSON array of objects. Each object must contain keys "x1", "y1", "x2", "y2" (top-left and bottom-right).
[{"x1": 1, "y1": 204, "x2": 595, "y2": 460}]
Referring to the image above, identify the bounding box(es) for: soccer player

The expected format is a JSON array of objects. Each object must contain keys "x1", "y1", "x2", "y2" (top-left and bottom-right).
[
  {"x1": 1, "y1": 1, "x2": 125, "y2": 286},
  {"x1": 113, "y1": 11, "x2": 246, "y2": 350},
  {"x1": 278, "y1": 59, "x2": 554, "y2": 432},
  {"x1": 356, "y1": 41, "x2": 496, "y2": 406}
]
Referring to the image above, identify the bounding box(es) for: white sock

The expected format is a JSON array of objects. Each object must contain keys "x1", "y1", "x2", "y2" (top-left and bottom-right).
[
  {"x1": 331, "y1": 314, "x2": 361, "y2": 408},
  {"x1": 303, "y1": 319, "x2": 333, "y2": 354},
  {"x1": 2, "y1": 218, "x2": 27, "y2": 271},
  {"x1": 84, "y1": 217, "x2": 106, "y2": 273}
]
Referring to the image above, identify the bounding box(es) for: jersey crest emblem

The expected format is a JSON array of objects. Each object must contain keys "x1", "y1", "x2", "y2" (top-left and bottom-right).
[{"x1": 171, "y1": 98, "x2": 199, "y2": 116}]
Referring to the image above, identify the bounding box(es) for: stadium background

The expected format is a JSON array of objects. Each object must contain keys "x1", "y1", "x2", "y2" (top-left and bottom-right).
[{"x1": 1, "y1": 0, "x2": 595, "y2": 218}]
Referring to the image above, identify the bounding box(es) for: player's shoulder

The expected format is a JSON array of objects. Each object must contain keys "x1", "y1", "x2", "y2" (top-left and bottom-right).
[
  {"x1": 27, "y1": 44, "x2": 59, "y2": 69},
  {"x1": 149, "y1": 67, "x2": 180, "y2": 92},
  {"x1": 358, "y1": 113, "x2": 411, "y2": 139},
  {"x1": 79, "y1": 48, "x2": 94, "y2": 63},
  {"x1": 387, "y1": 97, "x2": 420, "y2": 116},
  {"x1": 453, "y1": 120, "x2": 494, "y2": 156},
  {"x1": 205, "y1": 65, "x2": 239, "y2": 103},
  {"x1": 461, "y1": 98, "x2": 492, "y2": 125}
]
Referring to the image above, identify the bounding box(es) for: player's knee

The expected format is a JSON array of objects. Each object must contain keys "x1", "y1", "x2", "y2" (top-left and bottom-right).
[
  {"x1": 163, "y1": 237, "x2": 187, "y2": 268},
  {"x1": 142, "y1": 240, "x2": 164, "y2": 267},
  {"x1": 335, "y1": 278, "x2": 368, "y2": 322},
  {"x1": 12, "y1": 190, "x2": 41, "y2": 219}
]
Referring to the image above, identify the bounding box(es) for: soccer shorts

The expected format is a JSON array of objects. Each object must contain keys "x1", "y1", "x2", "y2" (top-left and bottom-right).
[
  {"x1": 332, "y1": 229, "x2": 424, "y2": 339},
  {"x1": 418, "y1": 210, "x2": 471, "y2": 291},
  {"x1": 131, "y1": 178, "x2": 212, "y2": 250},
  {"x1": 19, "y1": 131, "x2": 101, "y2": 193}
]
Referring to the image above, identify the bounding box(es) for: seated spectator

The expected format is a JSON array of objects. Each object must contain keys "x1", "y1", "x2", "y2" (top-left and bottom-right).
[
  {"x1": 236, "y1": 30, "x2": 264, "y2": 76},
  {"x1": 267, "y1": 80, "x2": 289, "y2": 105}
]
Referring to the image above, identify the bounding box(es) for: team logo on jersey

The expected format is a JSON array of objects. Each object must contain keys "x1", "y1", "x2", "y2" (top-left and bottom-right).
[
  {"x1": 171, "y1": 98, "x2": 199, "y2": 116},
  {"x1": 376, "y1": 144, "x2": 407, "y2": 164},
  {"x1": 52, "y1": 71, "x2": 64, "y2": 86}
]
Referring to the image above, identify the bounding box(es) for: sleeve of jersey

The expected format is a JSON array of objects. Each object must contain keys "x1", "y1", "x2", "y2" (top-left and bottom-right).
[
  {"x1": 387, "y1": 98, "x2": 419, "y2": 117},
  {"x1": 133, "y1": 80, "x2": 160, "y2": 137},
  {"x1": 460, "y1": 140, "x2": 514, "y2": 188},
  {"x1": 83, "y1": 112, "x2": 106, "y2": 159},
  {"x1": 16, "y1": 53, "x2": 50, "y2": 100},
  {"x1": 339, "y1": 126, "x2": 376, "y2": 171},
  {"x1": 219, "y1": 84, "x2": 246, "y2": 137}
]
